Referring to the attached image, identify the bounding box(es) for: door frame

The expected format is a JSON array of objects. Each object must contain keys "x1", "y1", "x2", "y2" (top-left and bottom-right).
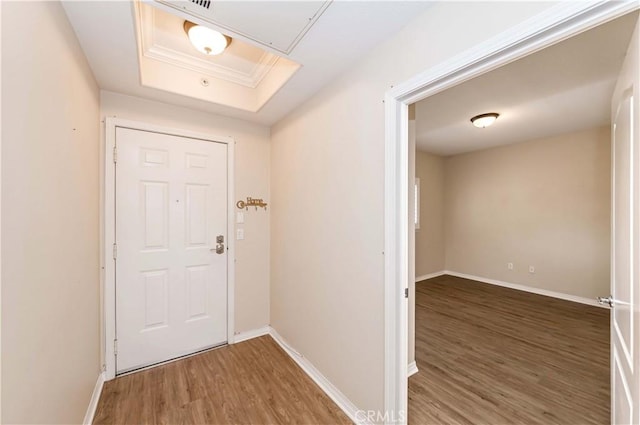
[
  {"x1": 103, "y1": 117, "x2": 235, "y2": 380},
  {"x1": 383, "y1": 1, "x2": 640, "y2": 423}
]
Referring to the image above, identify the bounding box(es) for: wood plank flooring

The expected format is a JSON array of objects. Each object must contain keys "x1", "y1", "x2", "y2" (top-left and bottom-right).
[
  {"x1": 93, "y1": 335, "x2": 350, "y2": 425},
  {"x1": 409, "y1": 275, "x2": 610, "y2": 425}
]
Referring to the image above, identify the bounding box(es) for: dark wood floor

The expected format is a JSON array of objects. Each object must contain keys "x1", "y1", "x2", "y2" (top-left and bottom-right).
[
  {"x1": 93, "y1": 335, "x2": 350, "y2": 424},
  {"x1": 409, "y1": 275, "x2": 610, "y2": 425}
]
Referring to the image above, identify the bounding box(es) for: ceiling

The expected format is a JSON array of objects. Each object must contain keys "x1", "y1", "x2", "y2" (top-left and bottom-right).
[
  {"x1": 150, "y1": 0, "x2": 332, "y2": 56},
  {"x1": 415, "y1": 11, "x2": 639, "y2": 156},
  {"x1": 134, "y1": 2, "x2": 301, "y2": 112},
  {"x1": 62, "y1": 1, "x2": 432, "y2": 126}
]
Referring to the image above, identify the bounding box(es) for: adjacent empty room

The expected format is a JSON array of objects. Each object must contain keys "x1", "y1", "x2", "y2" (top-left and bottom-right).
[{"x1": 408, "y1": 11, "x2": 638, "y2": 424}]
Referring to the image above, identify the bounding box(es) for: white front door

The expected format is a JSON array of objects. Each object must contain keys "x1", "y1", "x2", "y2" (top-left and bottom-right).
[
  {"x1": 115, "y1": 126, "x2": 228, "y2": 374},
  {"x1": 610, "y1": 16, "x2": 639, "y2": 425}
]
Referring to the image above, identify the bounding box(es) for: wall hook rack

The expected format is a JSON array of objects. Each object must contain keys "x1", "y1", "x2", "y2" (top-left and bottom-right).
[{"x1": 236, "y1": 197, "x2": 268, "y2": 211}]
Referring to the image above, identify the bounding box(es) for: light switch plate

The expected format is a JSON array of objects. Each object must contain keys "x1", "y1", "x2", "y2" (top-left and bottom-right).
[
  {"x1": 237, "y1": 212, "x2": 245, "y2": 224},
  {"x1": 237, "y1": 228, "x2": 245, "y2": 240}
]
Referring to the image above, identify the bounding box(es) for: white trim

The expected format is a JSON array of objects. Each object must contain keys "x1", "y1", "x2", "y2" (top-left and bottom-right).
[
  {"x1": 384, "y1": 92, "x2": 409, "y2": 425},
  {"x1": 83, "y1": 372, "x2": 105, "y2": 425},
  {"x1": 268, "y1": 327, "x2": 373, "y2": 425},
  {"x1": 226, "y1": 136, "x2": 236, "y2": 345},
  {"x1": 407, "y1": 362, "x2": 418, "y2": 378},
  {"x1": 384, "y1": 2, "x2": 638, "y2": 423},
  {"x1": 104, "y1": 119, "x2": 116, "y2": 379},
  {"x1": 233, "y1": 326, "x2": 271, "y2": 344},
  {"x1": 103, "y1": 118, "x2": 235, "y2": 379},
  {"x1": 443, "y1": 271, "x2": 608, "y2": 309},
  {"x1": 415, "y1": 271, "x2": 446, "y2": 283}
]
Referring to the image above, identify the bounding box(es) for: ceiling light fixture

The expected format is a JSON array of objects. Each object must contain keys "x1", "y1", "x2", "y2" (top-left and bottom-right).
[
  {"x1": 470, "y1": 112, "x2": 499, "y2": 128},
  {"x1": 184, "y1": 21, "x2": 231, "y2": 56}
]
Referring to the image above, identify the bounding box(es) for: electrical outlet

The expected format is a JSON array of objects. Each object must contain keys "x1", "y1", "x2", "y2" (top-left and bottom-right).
[
  {"x1": 507, "y1": 262, "x2": 514, "y2": 270},
  {"x1": 529, "y1": 266, "x2": 535, "y2": 274}
]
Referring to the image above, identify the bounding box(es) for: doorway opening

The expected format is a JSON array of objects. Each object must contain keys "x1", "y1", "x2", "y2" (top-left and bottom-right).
[
  {"x1": 383, "y1": 2, "x2": 640, "y2": 423},
  {"x1": 408, "y1": 11, "x2": 637, "y2": 425}
]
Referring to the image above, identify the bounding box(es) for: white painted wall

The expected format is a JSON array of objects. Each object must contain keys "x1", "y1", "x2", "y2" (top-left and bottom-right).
[
  {"x1": 100, "y1": 91, "x2": 271, "y2": 359},
  {"x1": 270, "y1": 1, "x2": 557, "y2": 414},
  {"x1": 2, "y1": 2, "x2": 101, "y2": 422}
]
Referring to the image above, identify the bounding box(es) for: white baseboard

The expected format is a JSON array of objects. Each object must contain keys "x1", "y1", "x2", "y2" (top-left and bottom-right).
[
  {"x1": 415, "y1": 270, "x2": 446, "y2": 283},
  {"x1": 268, "y1": 327, "x2": 373, "y2": 425},
  {"x1": 408, "y1": 361, "x2": 419, "y2": 377},
  {"x1": 83, "y1": 371, "x2": 105, "y2": 425},
  {"x1": 443, "y1": 270, "x2": 607, "y2": 308},
  {"x1": 232, "y1": 325, "x2": 271, "y2": 343}
]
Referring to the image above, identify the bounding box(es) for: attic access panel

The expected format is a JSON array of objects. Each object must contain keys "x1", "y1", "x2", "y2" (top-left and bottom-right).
[{"x1": 150, "y1": 0, "x2": 331, "y2": 55}]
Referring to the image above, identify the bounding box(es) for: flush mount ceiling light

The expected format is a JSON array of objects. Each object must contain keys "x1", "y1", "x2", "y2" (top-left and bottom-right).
[
  {"x1": 470, "y1": 112, "x2": 500, "y2": 128},
  {"x1": 184, "y1": 21, "x2": 232, "y2": 56}
]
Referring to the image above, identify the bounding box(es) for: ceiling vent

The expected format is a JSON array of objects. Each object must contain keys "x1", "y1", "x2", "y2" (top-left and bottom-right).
[
  {"x1": 189, "y1": 0, "x2": 210, "y2": 10},
  {"x1": 149, "y1": 0, "x2": 331, "y2": 55}
]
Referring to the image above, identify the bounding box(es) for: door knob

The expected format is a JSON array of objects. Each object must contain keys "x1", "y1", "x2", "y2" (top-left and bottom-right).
[
  {"x1": 597, "y1": 296, "x2": 613, "y2": 308},
  {"x1": 211, "y1": 235, "x2": 225, "y2": 254}
]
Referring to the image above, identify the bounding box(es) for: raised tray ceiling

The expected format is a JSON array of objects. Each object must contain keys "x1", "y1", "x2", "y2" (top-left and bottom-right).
[{"x1": 134, "y1": 1, "x2": 302, "y2": 112}]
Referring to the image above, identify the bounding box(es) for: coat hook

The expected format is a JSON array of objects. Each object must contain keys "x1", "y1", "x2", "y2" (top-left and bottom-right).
[{"x1": 236, "y1": 197, "x2": 267, "y2": 211}]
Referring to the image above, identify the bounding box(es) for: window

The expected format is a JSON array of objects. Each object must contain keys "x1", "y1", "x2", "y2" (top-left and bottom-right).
[{"x1": 415, "y1": 178, "x2": 420, "y2": 229}]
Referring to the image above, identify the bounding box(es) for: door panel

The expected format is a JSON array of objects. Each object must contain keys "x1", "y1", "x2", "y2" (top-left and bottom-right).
[
  {"x1": 613, "y1": 89, "x2": 634, "y2": 367},
  {"x1": 141, "y1": 181, "x2": 169, "y2": 249},
  {"x1": 115, "y1": 127, "x2": 228, "y2": 373},
  {"x1": 614, "y1": 347, "x2": 633, "y2": 425},
  {"x1": 186, "y1": 265, "x2": 209, "y2": 320},
  {"x1": 142, "y1": 269, "x2": 169, "y2": 330},
  {"x1": 611, "y1": 16, "x2": 639, "y2": 425},
  {"x1": 186, "y1": 184, "x2": 209, "y2": 246}
]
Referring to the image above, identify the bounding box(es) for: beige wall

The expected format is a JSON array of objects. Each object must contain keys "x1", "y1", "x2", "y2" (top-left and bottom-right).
[
  {"x1": 100, "y1": 91, "x2": 271, "y2": 346},
  {"x1": 410, "y1": 150, "x2": 445, "y2": 367},
  {"x1": 1, "y1": 2, "x2": 101, "y2": 423},
  {"x1": 415, "y1": 151, "x2": 446, "y2": 277},
  {"x1": 270, "y1": 1, "x2": 556, "y2": 414},
  {"x1": 443, "y1": 126, "x2": 611, "y2": 300}
]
